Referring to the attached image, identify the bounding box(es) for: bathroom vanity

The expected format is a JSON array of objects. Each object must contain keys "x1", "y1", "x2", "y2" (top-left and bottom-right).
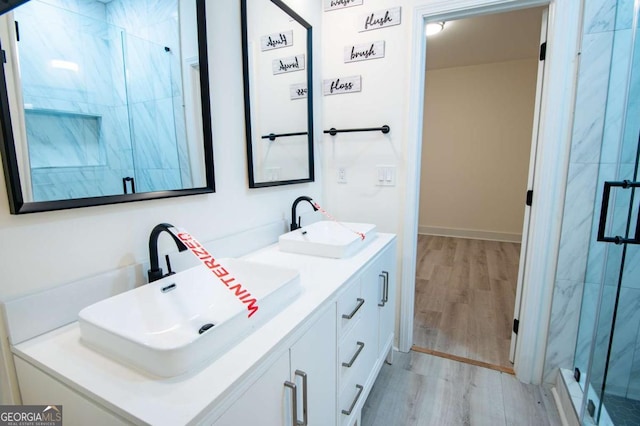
[{"x1": 10, "y1": 232, "x2": 396, "y2": 425}]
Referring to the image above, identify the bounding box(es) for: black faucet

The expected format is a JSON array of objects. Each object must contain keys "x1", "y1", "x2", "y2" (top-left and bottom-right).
[
  {"x1": 147, "y1": 223, "x2": 188, "y2": 283},
  {"x1": 291, "y1": 196, "x2": 318, "y2": 231}
]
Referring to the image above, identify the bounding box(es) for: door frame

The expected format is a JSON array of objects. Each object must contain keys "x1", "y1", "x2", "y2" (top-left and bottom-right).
[{"x1": 399, "y1": 0, "x2": 583, "y2": 384}]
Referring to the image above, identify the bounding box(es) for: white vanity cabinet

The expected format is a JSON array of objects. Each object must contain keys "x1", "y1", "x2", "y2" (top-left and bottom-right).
[
  {"x1": 213, "y1": 304, "x2": 336, "y2": 426},
  {"x1": 9, "y1": 234, "x2": 396, "y2": 426}
]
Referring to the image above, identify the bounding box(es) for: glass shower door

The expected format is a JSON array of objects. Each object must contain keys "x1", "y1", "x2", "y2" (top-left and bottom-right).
[{"x1": 578, "y1": 5, "x2": 640, "y2": 420}]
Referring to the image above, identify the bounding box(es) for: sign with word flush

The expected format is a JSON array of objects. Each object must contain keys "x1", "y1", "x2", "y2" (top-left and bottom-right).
[
  {"x1": 260, "y1": 30, "x2": 293, "y2": 51},
  {"x1": 359, "y1": 7, "x2": 401, "y2": 32}
]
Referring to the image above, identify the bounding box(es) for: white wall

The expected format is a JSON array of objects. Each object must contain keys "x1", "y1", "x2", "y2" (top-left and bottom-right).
[
  {"x1": 0, "y1": 0, "x2": 323, "y2": 403},
  {"x1": 419, "y1": 59, "x2": 537, "y2": 241},
  {"x1": 322, "y1": 0, "x2": 411, "y2": 233}
]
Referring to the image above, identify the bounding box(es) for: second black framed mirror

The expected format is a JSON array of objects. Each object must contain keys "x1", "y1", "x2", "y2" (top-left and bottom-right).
[{"x1": 240, "y1": 0, "x2": 314, "y2": 188}]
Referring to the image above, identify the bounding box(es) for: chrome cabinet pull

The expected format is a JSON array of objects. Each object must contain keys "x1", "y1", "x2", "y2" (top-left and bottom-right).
[
  {"x1": 342, "y1": 298, "x2": 365, "y2": 319},
  {"x1": 284, "y1": 381, "x2": 298, "y2": 426},
  {"x1": 341, "y1": 384, "x2": 364, "y2": 416},
  {"x1": 342, "y1": 341, "x2": 365, "y2": 368},
  {"x1": 295, "y1": 370, "x2": 308, "y2": 426},
  {"x1": 378, "y1": 271, "x2": 389, "y2": 306},
  {"x1": 382, "y1": 270, "x2": 389, "y2": 304}
]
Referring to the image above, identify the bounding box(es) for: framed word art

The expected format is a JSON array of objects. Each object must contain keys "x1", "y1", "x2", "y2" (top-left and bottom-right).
[
  {"x1": 344, "y1": 41, "x2": 385, "y2": 63},
  {"x1": 260, "y1": 30, "x2": 293, "y2": 51},
  {"x1": 359, "y1": 7, "x2": 401, "y2": 32},
  {"x1": 323, "y1": 75, "x2": 362, "y2": 96},
  {"x1": 290, "y1": 83, "x2": 308, "y2": 100},
  {"x1": 324, "y1": 0, "x2": 363, "y2": 12},
  {"x1": 272, "y1": 54, "x2": 306, "y2": 75}
]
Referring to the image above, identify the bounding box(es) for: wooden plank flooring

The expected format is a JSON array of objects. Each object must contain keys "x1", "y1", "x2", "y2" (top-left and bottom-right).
[
  {"x1": 361, "y1": 350, "x2": 561, "y2": 426},
  {"x1": 413, "y1": 235, "x2": 520, "y2": 369}
]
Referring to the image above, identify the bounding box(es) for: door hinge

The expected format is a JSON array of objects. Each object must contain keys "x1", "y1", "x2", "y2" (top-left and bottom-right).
[
  {"x1": 14, "y1": 21, "x2": 19, "y2": 42},
  {"x1": 526, "y1": 190, "x2": 533, "y2": 206},
  {"x1": 574, "y1": 367, "x2": 581, "y2": 382},
  {"x1": 539, "y1": 42, "x2": 546, "y2": 61},
  {"x1": 513, "y1": 319, "x2": 519, "y2": 334}
]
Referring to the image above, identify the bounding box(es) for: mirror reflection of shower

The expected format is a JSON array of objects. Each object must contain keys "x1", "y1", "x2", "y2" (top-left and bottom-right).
[{"x1": 13, "y1": 0, "x2": 200, "y2": 201}]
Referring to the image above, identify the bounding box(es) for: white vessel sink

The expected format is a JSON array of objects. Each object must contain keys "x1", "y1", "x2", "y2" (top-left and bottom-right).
[
  {"x1": 78, "y1": 259, "x2": 300, "y2": 377},
  {"x1": 279, "y1": 221, "x2": 377, "y2": 258}
]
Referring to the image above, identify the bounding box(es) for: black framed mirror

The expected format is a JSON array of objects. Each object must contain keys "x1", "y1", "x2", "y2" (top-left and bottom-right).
[
  {"x1": 0, "y1": 0, "x2": 214, "y2": 214},
  {"x1": 241, "y1": 0, "x2": 314, "y2": 188}
]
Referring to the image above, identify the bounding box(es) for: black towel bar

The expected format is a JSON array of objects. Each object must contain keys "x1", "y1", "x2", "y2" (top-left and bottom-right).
[
  {"x1": 261, "y1": 131, "x2": 308, "y2": 141},
  {"x1": 324, "y1": 125, "x2": 390, "y2": 136}
]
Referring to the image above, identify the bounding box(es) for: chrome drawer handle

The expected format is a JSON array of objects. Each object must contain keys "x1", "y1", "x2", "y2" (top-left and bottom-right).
[
  {"x1": 342, "y1": 298, "x2": 364, "y2": 319},
  {"x1": 341, "y1": 384, "x2": 364, "y2": 415},
  {"x1": 295, "y1": 370, "x2": 308, "y2": 426},
  {"x1": 284, "y1": 381, "x2": 298, "y2": 426},
  {"x1": 342, "y1": 341, "x2": 365, "y2": 368},
  {"x1": 378, "y1": 271, "x2": 389, "y2": 306}
]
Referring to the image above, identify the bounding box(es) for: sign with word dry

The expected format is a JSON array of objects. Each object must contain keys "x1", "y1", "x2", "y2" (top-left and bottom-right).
[
  {"x1": 344, "y1": 41, "x2": 385, "y2": 63},
  {"x1": 323, "y1": 75, "x2": 361, "y2": 96},
  {"x1": 359, "y1": 7, "x2": 401, "y2": 32},
  {"x1": 272, "y1": 55, "x2": 305, "y2": 75},
  {"x1": 260, "y1": 30, "x2": 293, "y2": 51},
  {"x1": 324, "y1": 0, "x2": 363, "y2": 11},
  {"x1": 290, "y1": 83, "x2": 308, "y2": 100}
]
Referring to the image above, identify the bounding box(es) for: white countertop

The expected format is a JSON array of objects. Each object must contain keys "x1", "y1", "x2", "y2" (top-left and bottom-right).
[{"x1": 13, "y1": 233, "x2": 395, "y2": 425}]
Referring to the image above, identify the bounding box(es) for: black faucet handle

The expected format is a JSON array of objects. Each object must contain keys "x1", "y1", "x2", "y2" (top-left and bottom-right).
[{"x1": 165, "y1": 254, "x2": 175, "y2": 276}]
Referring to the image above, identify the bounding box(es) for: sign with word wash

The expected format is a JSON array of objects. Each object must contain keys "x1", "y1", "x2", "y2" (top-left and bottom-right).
[
  {"x1": 359, "y1": 7, "x2": 401, "y2": 32},
  {"x1": 323, "y1": 75, "x2": 361, "y2": 96},
  {"x1": 260, "y1": 30, "x2": 293, "y2": 51},
  {"x1": 272, "y1": 54, "x2": 305, "y2": 75},
  {"x1": 290, "y1": 83, "x2": 308, "y2": 100},
  {"x1": 324, "y1": 0, "x2": 363, "y2": 12},
  {"x1": 344, "y1": 41, "x2": 385, "y2": 63}
]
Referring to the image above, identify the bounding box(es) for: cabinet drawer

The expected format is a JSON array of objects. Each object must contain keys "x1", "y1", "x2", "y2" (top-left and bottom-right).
[
  {"x1": 339, "y1": 320, "x2": 365, "y2": 386},
  {"x1": 339, "y1": 372, "x2": 367, "y2": 426},
  {"x1": 337, "y1": 277, "x2": 363, "y2": 337}
]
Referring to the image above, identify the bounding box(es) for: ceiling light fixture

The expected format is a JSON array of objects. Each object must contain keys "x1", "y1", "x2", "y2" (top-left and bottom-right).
[{"x1": 425, "y1": 22, "x2": 445, "y2": 36}]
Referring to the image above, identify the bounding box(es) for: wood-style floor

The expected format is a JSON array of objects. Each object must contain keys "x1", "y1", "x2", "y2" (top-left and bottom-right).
[
  {"x1": 413, "y1": 235, "x2": 520, "y2": 369},
  {"x1": 361, "y1": 350, "x2": 561, "y2": 426}
]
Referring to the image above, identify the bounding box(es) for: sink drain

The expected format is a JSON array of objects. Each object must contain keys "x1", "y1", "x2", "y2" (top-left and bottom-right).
[{"x1": 198, "y1": 323, "x2": 215, "y2": 334}]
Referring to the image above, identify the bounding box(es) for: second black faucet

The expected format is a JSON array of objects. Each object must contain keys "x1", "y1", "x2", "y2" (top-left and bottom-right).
[{"x1": 290, "y1": 196, "x2": 318, "y2": 231}]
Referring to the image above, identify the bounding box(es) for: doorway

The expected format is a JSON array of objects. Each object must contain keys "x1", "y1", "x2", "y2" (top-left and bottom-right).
[
  {"x1": 399, "y1": 0, "x2": 582, "y2": 384},
  {"x1": 412, "y1": 7, "x2": 545, "y2": 371}
]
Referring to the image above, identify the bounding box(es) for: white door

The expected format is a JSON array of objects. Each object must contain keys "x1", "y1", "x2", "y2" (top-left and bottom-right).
[{"x1": 509, "y1": 8, "x2": 549, "y2": 363}]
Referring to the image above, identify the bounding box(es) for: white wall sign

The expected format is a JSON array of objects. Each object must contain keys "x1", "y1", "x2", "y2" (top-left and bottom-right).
[
  {"x1": 344, "y1": 41, "x2": 385, "y2": 63},
  {"x1": 323, "y1": 75, "x2": 361, "y2": 96},
  {"x1": 272, "y1": 55, "x2": 305, "y2": 75},
  {"x1": 260, "y1": 30, "x2": 293, "y2": 51},
  {"x1": 359, "y1": 7, "x2": 401, "y2": 32},
  {"x1": 324, "y1": 0, "x2": 363, "y2": 12},
  {"x1": 290, "y1": 83, "x2": 308, "y2": 100}
]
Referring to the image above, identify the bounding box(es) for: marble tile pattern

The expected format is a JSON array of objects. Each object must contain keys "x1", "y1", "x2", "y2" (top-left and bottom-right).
[
  {"x1": 361, "y1": 350, "x2": 561, "y2": 426},
  {"x1": 544, "y1": 0, "x2": 640, "y2": 399},
  {"x1": 17, "y1": 0, "x2": 189, "y2": 200}
]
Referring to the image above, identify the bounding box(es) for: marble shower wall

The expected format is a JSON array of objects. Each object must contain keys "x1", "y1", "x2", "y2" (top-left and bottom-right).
[
  {"x1": 18, "y1": 0, "x2": 185, "y2": 200},
  {"x1": 543, "y1": 0, "x2": 640, "y2": 401}
]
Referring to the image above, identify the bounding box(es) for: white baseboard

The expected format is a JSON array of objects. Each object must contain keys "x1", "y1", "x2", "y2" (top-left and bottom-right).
[{"x1": 418, "y1": 225, "x2": 522, "y2": 243}]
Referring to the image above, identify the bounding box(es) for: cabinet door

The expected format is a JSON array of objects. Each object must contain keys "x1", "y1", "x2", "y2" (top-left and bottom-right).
[
  {"x1": 213, "y1": 350, "x2": 290, "y2": 426},
  {"x1": 290, "y1": 304, "x2": 337, "y2": 426},
  {"x1": 377, "y1": 242, "x2": 396, "y2": 356},
  {"x1": 362, "y1": 242, "x2": 396, "y2": 357}
]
